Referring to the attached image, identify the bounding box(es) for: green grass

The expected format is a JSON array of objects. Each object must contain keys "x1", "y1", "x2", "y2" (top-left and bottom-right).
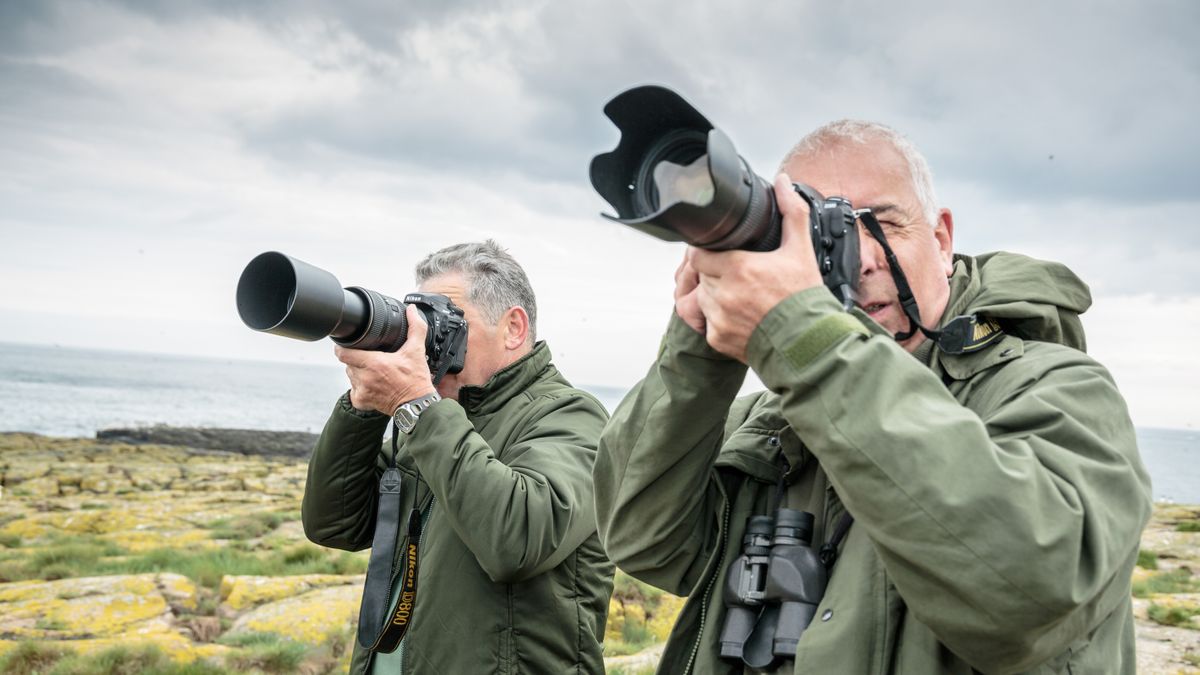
[
  {"x1": 1132, "y1": 569, "x2": 1199, "y2": 598},
  {"x1": 0, "y1": 641, "x2": 71, "y2": 674},
  {"x1": 1184, "y1": 652, "x2": 1200, "y2": 666},
  {"x1": 1147, "y1": 603, "x2": 1198, "y2": 629},
  {"x1": 206, "y1": 511, "x2": 287, "y2": 540},
  {"x1": 1137, "y1": 549, "x2": 1159, "y2": 570},
  {"x1": 1176, "y1": 520, "x2": 1200, "y2": 532},
  {"x1": 93, "y1": 544, "x2": 365, "y2": 589},
  {"x1": 219, "y1": 633, "x2": 309, "y2": 674},
  {"x1": 0, "y1": 533, "x2": 365, "y2": 588},
  {"x1": 46, "y1": 644, "x2": 230, "y2": 675},
  {"x1": 0, "y1": 532, "x2": 21, "y2": 548}
]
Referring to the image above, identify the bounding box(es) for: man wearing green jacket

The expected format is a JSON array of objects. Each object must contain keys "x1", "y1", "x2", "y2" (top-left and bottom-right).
[
  {"x1": 594, "y1": 121, "x2": 1152, "y2": 674},
  {"x1": 303, "y1": 240, "x2": 613, "y2": 674}
]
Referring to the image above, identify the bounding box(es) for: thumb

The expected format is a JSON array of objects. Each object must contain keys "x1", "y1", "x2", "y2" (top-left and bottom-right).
[
  {"x1": 774, "y1": 173, "x2": 814, "y2": 256},
  {"x1": 402, "y1": 304, "x2": 429, "y2": 352}
]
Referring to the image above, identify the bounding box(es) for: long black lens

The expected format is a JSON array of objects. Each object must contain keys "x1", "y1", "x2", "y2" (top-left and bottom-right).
[
  {"x1": 590, "y1": 85, "x2": 780, "y2": 252},
  {"x1": 235, "y1": 251, "x2": 408, "y2": 351}
]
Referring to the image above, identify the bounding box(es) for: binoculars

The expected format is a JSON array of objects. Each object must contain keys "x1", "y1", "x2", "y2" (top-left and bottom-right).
[{"x1": 719, "y1": 508, "x2": 828, "y2": 670}]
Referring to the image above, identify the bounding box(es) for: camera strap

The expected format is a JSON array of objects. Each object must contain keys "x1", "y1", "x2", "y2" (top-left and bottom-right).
[
  {"x1": 776, "y1": 449, "x2": 854, "y2": 571},
  {"x1": 356, "y1": 424, "x2": 424, "y2": 653},
  {"x1": 856, "y1": 212, "x2": 1003, "y2": 356}
]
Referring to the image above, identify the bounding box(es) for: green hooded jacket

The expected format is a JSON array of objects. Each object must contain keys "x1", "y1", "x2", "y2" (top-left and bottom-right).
[
  {"x1": 303, "y1": 342, "x2": 614, "y2": 674},
  {"x1": 594, "y1": 253, "x2": 1151, "y2": 674}
]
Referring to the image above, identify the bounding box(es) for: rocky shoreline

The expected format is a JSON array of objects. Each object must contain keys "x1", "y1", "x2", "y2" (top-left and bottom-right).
[
  {"x1": 1, "y1": 431, "x2": 1198, "y2": 674},
  {"x1": 95, "y1": 426, "x2": 321, "y2": 459}
]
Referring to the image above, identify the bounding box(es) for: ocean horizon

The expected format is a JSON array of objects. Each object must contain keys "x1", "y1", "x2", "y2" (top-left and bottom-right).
[{"x1": 1, "y1": 340, "x2": 1195, "y2": 503}]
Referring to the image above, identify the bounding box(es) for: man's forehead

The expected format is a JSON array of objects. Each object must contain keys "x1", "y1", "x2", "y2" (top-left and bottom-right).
[
  {"x1": 783, "y1": 142, "x2": 916, "y2": 216},
  {"x1": 419, "y1": 272, "x2": 469, "y2": 305}
]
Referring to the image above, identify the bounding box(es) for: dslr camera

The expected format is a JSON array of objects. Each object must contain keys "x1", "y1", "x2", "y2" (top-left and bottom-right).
[
  {"x1": 589, "y1": 85, "x2": 861, "y2": 309},
  {"x1": 235, "y1": 251, "x2": 468, "y2": 383}
]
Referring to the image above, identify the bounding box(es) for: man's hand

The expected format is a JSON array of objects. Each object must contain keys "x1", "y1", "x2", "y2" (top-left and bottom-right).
[
  {"x1": 689, "y1": 173, "x2": 824, "y2": 362},
  {"x1": 674, "y1": 255, "x2": 706, "y2": 334},
  {"x1": 336, "y1": 304, "x2": 437, "y2": 415}
]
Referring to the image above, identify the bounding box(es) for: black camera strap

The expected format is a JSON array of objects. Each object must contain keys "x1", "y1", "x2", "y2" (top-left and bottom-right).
[
  {"x1": 855, "y1": 212, "x2": 1003, "y2": 356},
  {"x1": 775, "y1": 448, "x2": 854, "y2": 571},
  {"x1": 357, "y1": 424, "x2": 424, "y2": 653}
]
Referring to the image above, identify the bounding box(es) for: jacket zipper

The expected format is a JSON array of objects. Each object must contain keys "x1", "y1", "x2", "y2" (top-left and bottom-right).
[
  {"x1": 683, "y1": 495, "x2": 731, "y2": 675},
  {"x1": 397, "y1": 495, "x2": 436, "y2": 675}
]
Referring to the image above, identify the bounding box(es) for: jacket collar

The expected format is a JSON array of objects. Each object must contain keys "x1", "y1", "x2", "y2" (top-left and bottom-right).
[
  {"x1": 932, "y1": 255, "x2": 1023, "y2": 380},
  {"x1": 455, "y1": 341, "x2": 552, "y2": 416}
]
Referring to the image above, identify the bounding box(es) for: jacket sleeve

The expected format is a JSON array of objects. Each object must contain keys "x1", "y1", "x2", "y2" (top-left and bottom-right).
[
  {"x1": 301, "y1": 392, "x2": 391, "y2": 551},
  {"x1": 593, "y1": 314, "x2": 750, "y2": 596},
  {"x1": 747, "y1": 287, "x2": 1153, "y2": 673},
  {"x1": 404, "y1": 389, "x2": 608, "y2": 584}
]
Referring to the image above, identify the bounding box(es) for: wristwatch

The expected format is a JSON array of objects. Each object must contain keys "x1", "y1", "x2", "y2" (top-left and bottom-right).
[{"x1": 393, "y1": 391, "x2": 442, "y2": 434}]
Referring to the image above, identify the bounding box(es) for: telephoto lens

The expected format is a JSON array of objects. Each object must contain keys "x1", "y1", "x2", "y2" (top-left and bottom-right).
[
  {"x1": 589, "y1": 85, "x2": 861, "y2": 308},
  {"x1": 235, "y1": 252, "x2": 469, "y2": 382},
  {"x1": 236, "y1": 251, "x2": 408, "y2": 351}
]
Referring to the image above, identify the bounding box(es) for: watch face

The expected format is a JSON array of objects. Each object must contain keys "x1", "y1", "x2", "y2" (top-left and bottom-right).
[{"x1": 394, "y1": 407, "x2": 419, "y2": 433}]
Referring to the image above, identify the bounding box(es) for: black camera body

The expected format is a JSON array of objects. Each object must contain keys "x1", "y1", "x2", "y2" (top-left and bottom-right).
[
  {"x1": 589, "y1": 85, "x2": 861, "y2": 309},
  {"x1": 402, "y1": 292, "x2": 468, "y2": 379},
  {"x1": 236, "y1": 251, "x2": 468, "y2": 383},
  {"x1": 719, "y1": 508, "x2": 828, "y2": 670}
]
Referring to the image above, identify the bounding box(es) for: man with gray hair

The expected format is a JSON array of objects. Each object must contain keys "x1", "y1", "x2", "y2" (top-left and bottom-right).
[
  {"x1": 303, "y1": 240, "x2": 613, "y2": 673},
  {"x1": 594, "y1": 121, "x2": 1150, "y2": 673}
]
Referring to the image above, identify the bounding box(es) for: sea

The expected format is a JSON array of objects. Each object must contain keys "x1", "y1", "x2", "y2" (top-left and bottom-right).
[{"x1": 1, "y1": 341, "x2": 1196, "y2": 503}]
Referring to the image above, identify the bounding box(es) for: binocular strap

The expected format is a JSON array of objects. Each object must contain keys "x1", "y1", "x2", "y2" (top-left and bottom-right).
[{"x1": 357, "y1": 429, "x2": 425, "y2": 653}]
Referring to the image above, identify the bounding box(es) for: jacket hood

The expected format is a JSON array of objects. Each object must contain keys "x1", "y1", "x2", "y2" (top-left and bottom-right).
[{"x1": 943, "y1": 252, "x2": 1092, "y2": 351}]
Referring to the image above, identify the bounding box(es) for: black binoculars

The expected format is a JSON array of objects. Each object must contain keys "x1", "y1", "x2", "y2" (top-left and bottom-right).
[{"x1": 719, "y1": 508, "x2": 828, "y2": 670}]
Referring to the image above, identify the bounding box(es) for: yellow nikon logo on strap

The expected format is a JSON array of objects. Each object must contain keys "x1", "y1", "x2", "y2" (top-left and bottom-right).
[{"x1": 973, "y1": 319, "x2": 999, "y2": 343}]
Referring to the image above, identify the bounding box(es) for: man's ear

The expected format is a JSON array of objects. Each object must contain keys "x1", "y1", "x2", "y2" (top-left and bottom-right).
[
  {"x1": 502, "y1": 306, "x2": 530, "y2": 351},
  {"x1": 935, "y1": 207, "x2": 955, "y2": 275}
]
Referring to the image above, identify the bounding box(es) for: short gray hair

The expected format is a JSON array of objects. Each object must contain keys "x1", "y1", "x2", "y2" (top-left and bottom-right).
[
  {"x1": 778, "y1": 120, "x2": 940, "y2": 227},
  {"x1": 415, "y1": 240, "x2": 538, "y2": 342}
]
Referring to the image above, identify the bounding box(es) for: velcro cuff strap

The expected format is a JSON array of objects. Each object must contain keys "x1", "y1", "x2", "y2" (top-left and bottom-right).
[{"x1": 783, "y1": 313, "x2": 870, "y2": 369}]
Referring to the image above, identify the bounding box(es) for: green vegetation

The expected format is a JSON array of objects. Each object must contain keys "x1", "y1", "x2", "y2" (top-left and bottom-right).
[
  {"x1": 219, "y1": 633, "x2": 309, "y2": 673},
  {"x1": 605, "y1": 571, "x2": 684, "y2": 657},
  {"x1": 1133, "y1": 569, "x2": 1200, "y2": 597},
  {"x1": 0, "y1": 534, "x2": 364, "y2": 588},
  {"x1": 0, "y1": 532, "x2": 21, "y2": 548},
  {"x1": 1176, "y1": 520, "x2": 1200, "y2": 533},
  {"x1": 206, "y1": 511, "x2": 286, "y2": 540},
  {"x1": 0, "y1": 641, "x2": 71, "y2": 674},
  {"x1": 608, "y1": 667, "x2": 657, "y2": 675},
  {"x1": 1136, "y1": 549, "x2": 1159, "y2": 570},
  {"x1": 47, "y1": 644, "x2": 231, "y2": 675},
  {"x1": 1184, "y1": 652, "x2": 1200, "y2": 666},
  {"x1": 1147, "y1": 603, "x2": 1198, "y2": 629}
]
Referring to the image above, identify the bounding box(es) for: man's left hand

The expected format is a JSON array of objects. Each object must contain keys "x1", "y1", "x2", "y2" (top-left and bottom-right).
[
  {"x1": 335, "y1": 304, "x2": 437, "y2": 415},
  {"x1": 689, "y1": 173, "x2": 824, "y2": 362}
]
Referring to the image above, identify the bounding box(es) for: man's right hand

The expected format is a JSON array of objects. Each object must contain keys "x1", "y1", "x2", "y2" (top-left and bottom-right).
[
  {"x1": 335, "y1": 304, "x2": 437, "y2": 415},
  {"x1": 674, "y1": 254, "x2": 706, "y2": 334}
]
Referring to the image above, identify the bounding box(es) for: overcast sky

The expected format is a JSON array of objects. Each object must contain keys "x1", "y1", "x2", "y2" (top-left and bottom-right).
[{"x1": 1, "y1": 0, "x2": 1197, "y2": 429}]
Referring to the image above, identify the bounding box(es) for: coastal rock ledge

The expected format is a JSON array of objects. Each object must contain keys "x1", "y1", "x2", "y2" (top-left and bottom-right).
[{"x1": 2, "y1": 432, "x2": 1199, "y2": 673}]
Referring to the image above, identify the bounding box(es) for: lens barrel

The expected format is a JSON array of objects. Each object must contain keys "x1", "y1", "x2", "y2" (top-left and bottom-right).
[{"x1": 235, "y1": 251, "x2": 408, "y2": 352}]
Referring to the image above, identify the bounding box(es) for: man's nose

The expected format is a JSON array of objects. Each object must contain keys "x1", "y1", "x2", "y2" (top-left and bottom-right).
[{"x1": 858, "y1": 223, "x2": 886, "y2": 276}]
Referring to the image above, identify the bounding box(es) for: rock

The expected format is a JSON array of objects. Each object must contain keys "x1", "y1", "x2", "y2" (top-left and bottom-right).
[
  {"x1": 227, "y1": 584, "x2": 362, "y2": 646},
  {"x1": 96, "y1": 426, "x2": 319, "y2": 459},
  {"x1": 220, "y1": 574, "x2": 361, "y2": 611},
  {"x1": 0, "y1": 573, "x2": 191, "y2": 639}
]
